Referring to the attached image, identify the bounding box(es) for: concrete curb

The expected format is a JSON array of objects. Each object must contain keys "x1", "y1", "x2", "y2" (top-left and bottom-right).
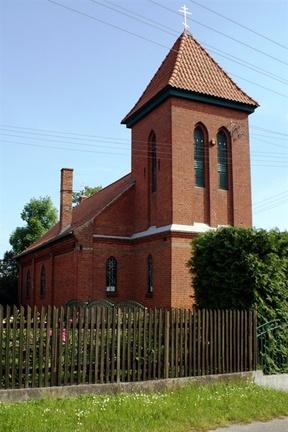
[
  {"x1": 253, "y1": 370, "x2": 288, "y2": 392},
  {"x1": 0, "y1": 371, "x2": 253, "y2": 403}
]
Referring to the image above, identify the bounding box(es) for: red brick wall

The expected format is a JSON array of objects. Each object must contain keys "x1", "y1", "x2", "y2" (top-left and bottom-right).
[
  {"x1": 92, "y1": 235, "x2": 171, "y2": 308},
  {"x1": 92, "y1": 240, "x2": 133, "y2": 301},
  {"x1": 18, "y1": 237, "x2": 76, "y2": 307},
  {"x1": 170, "y1": 97, "x2": 252, "y2": 227},
  {"x1": 131, "y1": 236, "x2": 171, "y2": 308},
  {"x1": 53, "y1": 251, "x2": 75, "y2": 307},
  {"x1": 170, "y1": 235, "x2": 195, "y2": 309},
  {"x1": 131, "y1": 99, "x2": 173, "y2": 232},
  {"x1": 93, "y1": 187, "x2": 135, "y2": 236}
]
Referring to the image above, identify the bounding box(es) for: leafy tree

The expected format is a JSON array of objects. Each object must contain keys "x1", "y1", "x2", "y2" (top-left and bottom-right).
[
  {"x1": 0, "y1": 196, "x2": 57, "y2": 304},
  {"x1": 72, "y1": 185, "x2": 102, "y2": 206},
  {"x1": 0, "y1": 251, "x2": 18, "y2": 304},
  {"x1": 9, "y1": 196, "x2": 57, "y2": 255},
  {"x1": 188, "y1": 227, "x2": 288, "y2": 373}
]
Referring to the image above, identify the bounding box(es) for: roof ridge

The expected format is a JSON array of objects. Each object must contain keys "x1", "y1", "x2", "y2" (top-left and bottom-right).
[
  {"x1": 122, "y1": 34, "x2": 183, "y2": 124},
  {"x1": 122, "y1": 31, "x2": 258, "y2": 125},
  {"x1": 74, "y1": 172, "x2": 132, "y2": 208},
  {"x1": 169, "y1": 32, "x2": 187, "y2": 85},
  {"x1": 188, "y1": 33, "x2": 259, "y2": 106}
]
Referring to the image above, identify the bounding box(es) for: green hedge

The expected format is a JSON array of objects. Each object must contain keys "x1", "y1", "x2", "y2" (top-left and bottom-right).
[{"x1": 188, "y1": 227, "x2": 288, "y2": 373}]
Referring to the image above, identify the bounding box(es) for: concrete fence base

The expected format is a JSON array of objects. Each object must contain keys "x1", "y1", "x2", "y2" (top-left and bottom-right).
[
  {"x1": 253, "y1": 370, "x2": 288, "y2": 392},
  {"x1": 0, "y1": 372, "x2": 253, "y2": 403}
]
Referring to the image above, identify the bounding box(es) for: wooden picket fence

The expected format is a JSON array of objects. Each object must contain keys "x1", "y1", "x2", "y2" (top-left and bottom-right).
[{"x1": 0, "y1": 305, "x2": 257, "y2": 389}]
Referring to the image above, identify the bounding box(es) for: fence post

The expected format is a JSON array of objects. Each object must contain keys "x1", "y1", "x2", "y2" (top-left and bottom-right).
[
  {"x1": 253, "y1": 310, "x2": 257, "y2": 370},
  {"x1": 164, "y1": 309, "x2": 170, "y2": 379},
  {"x1": 116, "y1": 308, "x2": 121, "y2": 383}
]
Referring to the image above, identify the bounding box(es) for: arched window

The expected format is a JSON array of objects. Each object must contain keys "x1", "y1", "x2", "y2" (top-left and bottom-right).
[
  {"x1": 149, "y1": 131, "x2": 157, "y2": 193},
  {"x1": 194, "y1": 126, "x2": 205, "y2": 187},
  {"x1": 26, "y1": 270, "x2": 31, "y2": 299},
  {"x1": 40, "y1": 265, "x2": 46, "y2": 297},
  {"x1": 106, "y1": 257, "x2": 117, "y2": 293},
  {"x1": 147, "y1": 255, "x2": 153, "y2": 294},
  {"x1": 217, "y1": 130, "x2": 229, "y2": 190}
]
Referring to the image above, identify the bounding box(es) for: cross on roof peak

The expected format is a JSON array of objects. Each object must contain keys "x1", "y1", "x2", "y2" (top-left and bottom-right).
[{"x1": 179, "y1": 5, "x2": 191, "y2": 31}]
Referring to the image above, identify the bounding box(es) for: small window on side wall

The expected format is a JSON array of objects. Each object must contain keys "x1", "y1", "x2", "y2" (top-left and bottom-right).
[
  {"x1": 147, "y1": 255, "x2": 153, "y2": 294},
  {"x1": 149, "y1": 131, "x2": 157, "y2": 193},
  {"x1": 26, "y1": 270, "x2": 31, "y2": 299},
  {"x1": 194, "y1": 126, "x2": 205, "y2": 187},
  {"x1": 40, "y1": 265, "x2": 46, "y2": 297},
  {"x1": 106, "y1": 256, "x2": 117, "y2": 293},
  {"x1": 217, "y1": 130, "x2": 229, "y2": 190}
]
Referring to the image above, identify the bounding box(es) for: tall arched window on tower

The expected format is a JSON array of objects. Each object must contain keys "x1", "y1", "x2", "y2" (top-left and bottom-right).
[
  {"x1": 217, "y1": 130, "x2": 229, "y2": 190},
  {"x1": 106, "y1": 256, "x2": 117, "y2": 293},
  {"x1": 149, "y1": 131, "x2": 157, "y2": 192},
  {"x1": 194, "y1": 126, "x2": 205, "y2": 187},
  {"x1": 40, "y1": 265, "x2": 46, "y2": 297},
  {"x1": 147, "y1": 254, "x2": 153, "y2": 294},
  {"x1": 26, "y1": 270, "x2": 31, "y2": 299}
]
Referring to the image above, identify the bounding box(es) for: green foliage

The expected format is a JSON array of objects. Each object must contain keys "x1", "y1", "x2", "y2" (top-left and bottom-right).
[
  {"x1": 72, "y1": 185, "x2": 102, "y2": 206},
  {"x1": 9, "y1": 196, "x2": 57, "y2": 255},
  {"x1": 1, "y1": 382, "x2": 288, "y2": 432},
  {"x1": 1, "y1": 197, "x2": 57, "y2": 305},
  {"x1": 0, "y1": 251, "x2": 18, "y2": 305},
  {"x1": 188, "y1": 227, "x2": 288, "y2": 373}
]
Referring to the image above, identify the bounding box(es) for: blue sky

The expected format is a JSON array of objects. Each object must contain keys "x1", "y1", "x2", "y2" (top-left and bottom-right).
[{"x1": 0, "y1": 0, "x2": 288, "y2": 257}]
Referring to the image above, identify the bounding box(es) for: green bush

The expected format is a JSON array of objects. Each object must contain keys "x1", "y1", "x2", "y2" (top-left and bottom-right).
[{"x1": 188, "y1": 227, "x2": 288, "y2": 373}]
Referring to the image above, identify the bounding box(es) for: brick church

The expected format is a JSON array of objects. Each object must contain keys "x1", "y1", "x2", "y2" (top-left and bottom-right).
[{"x1": 17, "y1": 31, "x2": 258, "y2": 308}]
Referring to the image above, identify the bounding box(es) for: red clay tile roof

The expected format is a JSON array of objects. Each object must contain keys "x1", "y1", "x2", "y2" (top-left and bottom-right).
[
  {"x1": 122, "y1": 32, "x2": 258, "y2": 123},
  {"x1": 18, "y1": 173, "x2": 135, "y2": 256}
]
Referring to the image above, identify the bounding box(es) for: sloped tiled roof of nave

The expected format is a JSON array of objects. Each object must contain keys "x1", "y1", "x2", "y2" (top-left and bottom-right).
[
  {"x1": 122, "y1": 31, "x2": 258, "y2": 123},
  {"x1": 18, "y1": 173, "x2": 135, "y2": 256}
]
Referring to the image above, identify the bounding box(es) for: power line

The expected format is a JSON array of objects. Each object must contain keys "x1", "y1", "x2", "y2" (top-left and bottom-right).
[
  {"x1": 253, "y1": 190, "x2": 288, "y2": 208},
  {"x1": 2, "y1": 123, "x2": 288, "y2": 142},
  {"x1": 225, "y1": 73, "x2": 288, "y2": 99},
  {"x1": 254, "y1": 198, "x2": 288, "y2": 214},
  {"x1": 46, "y1": 0, "x2": 288, "y2": 99},
  {"x1": 1, "y1": 129, "x2": 288, "y2": 160},
  {"x1": 187, "y1": 0, "x2": 288, "y2": 51},
  {"x1": 147, "y1": 0, "x2": 288, "y2": 67},
  {"x1": 88, "y1": 0, "x2": 288, "y2": 86},
  {"x1": 252, "y1": 136, "x2": 288, "y2": 151},
  {"x1": 251, "y1": 126, "x2": 288, "y2": 137},
  {"x1": 88, "y1": 0, "x2": 176, "y2": 37},
  {"x1": 46, "y1": 0, "x2": 174, "y2": 52},
  {"x1": 251, "y1": 133, "x2": 288, "y2": 142},
  {"x1": 2, "y1": 138, "x2": 288, "y2": 168}
]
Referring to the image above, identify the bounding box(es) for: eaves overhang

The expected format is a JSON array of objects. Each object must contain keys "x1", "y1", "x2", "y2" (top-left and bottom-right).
[
  {"x1": 122, "y1": 86, "x2": 258, "y2": 128},
  {"x1": 15, "y1": 230, "x2": 74, "y2": 259}
]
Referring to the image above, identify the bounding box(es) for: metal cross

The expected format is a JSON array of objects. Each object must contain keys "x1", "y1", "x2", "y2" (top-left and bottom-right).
[{"x1": 179, "y1": 5, "x2": 191, "y2": 31}]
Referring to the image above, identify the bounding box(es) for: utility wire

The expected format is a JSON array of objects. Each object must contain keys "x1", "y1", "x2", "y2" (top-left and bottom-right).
[
  {"x1": 252, "y1": 126, "x2": 288, "y2": 137},
  {"x1": 46, "y1": 0, "x2": 288, "y2": 99},
  {"x1": 254, "y1": 198, "x2": 288, "y2": 214},
  {"x1": 1, "y1": 124, "x2": 288, "y2": 161},
  {"x1": 1, "y1": 130, "x2": 288, "y2": 160},
  {"x1": 254, "y1": 190, "x2": 288, "y2": 208},
  {"x1": 252, "y1": 136, "x2": 288, "y2": 151},
  {"x1": 147, "y1": 0, "x2": 288, "y2": 67},
  {"x1": 251, "y1": 133, "x2": 288, "y2": 142},
  {"x1": 46, "y1": 0, "x2": 174, "y2": 52},
  {"x1": 88, "y1": 0, "x2": 288, "y2": 85},
  {"x1": 1, "y1": 123, "x2": 288, "y2": 142},
  {"x1": 2, "y1": 138, "x2": 288, "y2": 168},
  {"x1": 225, "y1": 72, "x2": 288, "y2": 99},
  {"x1": 187, "y1": 0, "x2": 288, "y2": 51}
]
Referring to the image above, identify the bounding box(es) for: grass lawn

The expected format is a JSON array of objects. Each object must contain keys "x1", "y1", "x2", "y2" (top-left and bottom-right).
[{"x1": 0, "y1": 381, "x2": 288, "y2": 432}]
